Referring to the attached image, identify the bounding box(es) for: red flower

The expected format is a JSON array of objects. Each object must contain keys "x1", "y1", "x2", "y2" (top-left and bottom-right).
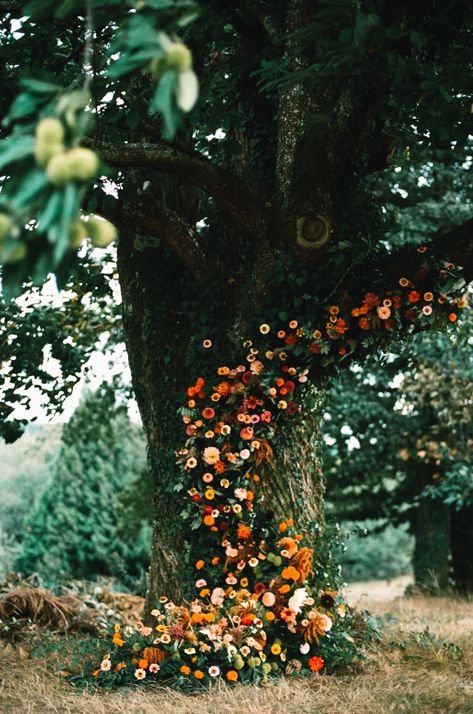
[
  {"x1": 191, "y1": 493, "x2": 201, "y2": 502},
  {"x1": 408, "y1": 290, "x2": 421, "y2": 303}
]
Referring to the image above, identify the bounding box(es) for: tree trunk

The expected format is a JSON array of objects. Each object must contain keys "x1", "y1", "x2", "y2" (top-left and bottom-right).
[
  {"x1": 413, "y1": 495, "x2": 451, "y2": 592},
  {"x1": 451, "y1": 506, "x2": 473, "y2": 595}
]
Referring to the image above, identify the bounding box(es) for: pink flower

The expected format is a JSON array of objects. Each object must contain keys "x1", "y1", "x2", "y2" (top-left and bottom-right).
[
  {"x1": 240, "y1": 449, "x2": 250, "y2": 460},
  {"x1": 100, "y1": 658, "x2": 111, "y2": 671},
  {"x1": 196, "y1": 579, "x2": 207, "y2": 588},
  {"x1": 261, "y1": 410, "x2": 272, "y2": 422},
  {"x1": 203, "y1": 473, "x2": 214, "y2": 483},
  {"x1": 203, "y1": 446, "x2": 220, "y2": 465},
  {"x1": 208, "y1": 665, "x2": 220, "y2": 677},
  {"x1": 377, "y1": 306, "x2": 391, "y2": 320},
  {"x1": 211, "y1": 587, "x2": 225, "y2": 606},
  {"x1": 149, "y1": 663, "x2": 160, "y2": 674},
  {"x1": 422, "y1": 305, "x2": 433, "y2": 315},
  {"x1": 262, "y1": 592, "x2": 276, "y2": 607}
]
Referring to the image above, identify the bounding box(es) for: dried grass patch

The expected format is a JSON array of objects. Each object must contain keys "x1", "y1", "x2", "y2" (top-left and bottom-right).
[{"x1": 1, "y1": 581, "x2": 473, "y2": 714}]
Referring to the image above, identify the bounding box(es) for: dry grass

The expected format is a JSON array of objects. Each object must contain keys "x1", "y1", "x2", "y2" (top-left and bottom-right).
[{"x1": 2, "y1": 578, "x2": 473, "y2": 714}]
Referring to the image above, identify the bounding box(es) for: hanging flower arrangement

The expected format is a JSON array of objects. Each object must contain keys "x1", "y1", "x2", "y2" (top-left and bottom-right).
[{"x1": 86, "y1": 254, "x2": 464, "y2": 688}]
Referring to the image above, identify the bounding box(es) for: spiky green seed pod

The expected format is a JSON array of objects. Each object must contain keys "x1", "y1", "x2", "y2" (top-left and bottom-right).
[
  {"x1": 69, "y1": 221, "x2": 88, "y2": 249},
  {"x1": 34, "y1": 118, "x2": 65, "y2": 167},
  {"x1": 46, "y1": 148, "x2": 99, "y2": 185},
  {"x1": 86, "y1": 215, "x2": 117, "y2": 248},
  {"x1": 262, "y1": 663, "x2": 272, "y2": 675},
  {"x1": 165, "y1": 42, "x2": 192, "y2": 72},
  {"x1": 65, "y1": 147, "x2": 99, "y2": 182},
  {"x1": 0, "y1": 213, "x2": 12, "y2": 243}
]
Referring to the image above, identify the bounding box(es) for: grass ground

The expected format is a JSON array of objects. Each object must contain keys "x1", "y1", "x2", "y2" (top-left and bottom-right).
[{"x1": 1, "y1": 577, "x2": 473, "y2": 714}]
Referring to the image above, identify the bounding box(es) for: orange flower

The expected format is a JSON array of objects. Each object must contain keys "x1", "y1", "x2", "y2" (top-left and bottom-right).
[
  {"x1": 237, "y1": 523, "x2": 251, "y2": 539},
  {"x1": 308, "y1": 656, "x2": 324, "y2": 672},
  {"x1": 180, "y1": 665, "x2": 191, "y2": 675},
  {"x1": 399, "y1": 277, "x2": 409, "y2": 287},
  {"x1": 266, "y1": 611, "x2": 275, "y2": 621},
  {"x1": 279, "y1": 583, "x2": 291, "y2": 594},
  {"x1": 194, "y1": 670, "x2": 204, "y2": 679},
  {"x1": 214, "y1": 460, "x2": 226, "y2": 474},
  {"x1": 226, "y1": 670, "x2": 238, "y2": 681},
  {"x1": 138, "y1": 659, "x2": 148, "y2": 669},
  {"x1": 191, "y1": 612, "x2": 204, "y2": 624},
  {"x1": 204, "y1": 515, "x2": 215, "y2": 526},
  {"x1": 358, "y1": 316, "x2": 370, "y2": 330},
  {"x1": 195, "y1": 560, "x2": 205, "y2": 570},
  {"x1": 281, "y1": 565, "x2": 300, "y2": 581},
  {"x1": 408, "y1": 290, "x2": 420, "y2": 303},
  {"x1": 449, "y1": 312, "x2": 457, "y2": 322}
]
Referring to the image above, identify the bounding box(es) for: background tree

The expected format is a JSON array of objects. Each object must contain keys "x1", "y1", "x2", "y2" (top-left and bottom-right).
[
  {"x1": 324, "y1": 312, "x2": 472, "y2": 592},
  {"x1": 16, "y1": 383, "x2": 151, "y2": 586},
  {"x1": 0, "y1": 1, "x2": 472, "y2": 609}
]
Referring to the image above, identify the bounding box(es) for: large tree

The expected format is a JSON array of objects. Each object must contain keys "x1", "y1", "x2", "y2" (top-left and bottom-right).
[{"x1": 0, "y1": 0, "x2": 472, "y2": 612}]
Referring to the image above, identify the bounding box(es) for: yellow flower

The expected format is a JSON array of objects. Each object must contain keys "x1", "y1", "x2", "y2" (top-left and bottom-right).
[
  {"x1": 205, "y1": 488, "x2": 215, "y2": 500},
  {"x1": 271, "y1": 643, "x2": 281, "y2": 655}
]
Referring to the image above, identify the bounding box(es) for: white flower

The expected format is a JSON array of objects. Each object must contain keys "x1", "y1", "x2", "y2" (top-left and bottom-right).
[
  {"x1": 208, "y1": 665, "x2": 220, "y2": 677},
  {"x1": 288, "y1": 588, "x2": 309, "y2": 615},
  {"x1": 100, "y1": 658, "x2": 111, "y2": 671},
  {"x1": 176, "y1": 69, "x2": 199, "y2": 112},
  {"x1": 300, "y1": 642, "x2": 310, "y2": 655}
]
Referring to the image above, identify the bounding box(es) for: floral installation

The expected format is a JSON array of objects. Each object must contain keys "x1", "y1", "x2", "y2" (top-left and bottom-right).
[{"x1": 87, "y1": 253, "x2": 464, "y2": 688}]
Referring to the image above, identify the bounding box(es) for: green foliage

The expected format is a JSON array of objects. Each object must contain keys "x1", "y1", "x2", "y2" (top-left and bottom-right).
[
  {"x1": 16, "y1": 384, "x2": 151, "y2": 585},
  {"x1": 338, "y1": 522, "x2": 413, "y2": 583}
]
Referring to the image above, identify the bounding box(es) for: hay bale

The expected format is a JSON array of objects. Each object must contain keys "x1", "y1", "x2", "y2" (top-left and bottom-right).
[{"x1": 0, "y1": 586, "x2": 81, "y2": 629}]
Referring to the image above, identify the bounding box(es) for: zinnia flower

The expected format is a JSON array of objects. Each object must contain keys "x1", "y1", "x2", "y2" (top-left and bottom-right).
[
  {"x1": 308, "y1": 656, "x2": 324, "y2": 672},
  {"x1": 100, "y1": 658, "x2": 111, "y2": 671},
  {"x1": 262, "y1": 592, "x2": 276, "y2": 607},
  {"x1": 149, "y1": 663, "x2": 160, "y2": 673},
  {"x1": 134, "y1": 668, "x2": 146, "y2": 680},
  {"x1": 203, "y1": 446, "x2": 220, "y2": 465},
  {"x1": 259, "y1": 323, "x2": 270, "y2": 334},
  {"x1": 208, "y1": 665, "x2": 220, "y2": 677}
]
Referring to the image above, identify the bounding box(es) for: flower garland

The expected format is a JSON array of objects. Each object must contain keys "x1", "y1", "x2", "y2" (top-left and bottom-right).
[{"x1": 88, "y1": 257, "x2": 464, "y2": 688}]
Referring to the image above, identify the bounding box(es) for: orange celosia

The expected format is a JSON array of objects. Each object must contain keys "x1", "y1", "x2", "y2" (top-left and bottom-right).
[{"x1": 292, "y1": 547, "x2": 314, "y2": 583}]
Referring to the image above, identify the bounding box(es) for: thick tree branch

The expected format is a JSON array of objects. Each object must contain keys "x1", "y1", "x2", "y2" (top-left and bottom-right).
[
  {"x1": 121, "y1": 205, "x2": 213, "y2": 285},
  {"x1": 89, "y1": 140, "x2": 265, "y2": 240}
]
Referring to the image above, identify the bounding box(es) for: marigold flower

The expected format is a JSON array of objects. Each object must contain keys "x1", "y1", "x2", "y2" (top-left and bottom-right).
[
  {"x1": 180, "y1": 665, "x2": 191, "y2": 675},
  {"x1": 226, "y1": 670, "x2": 238, "y2": 681},
  {"x1": 204, "y1": 515, "x2": 215, "y2": 526},
  {"x1": 138, "y1": 659, "x2": 148, "y2": 669},
  {"x1": 408, "y1": 290, "x2": 421, "y2": 303},
  {"x1": 449, "y1": 312, "x2": 457, "y2": 322}
]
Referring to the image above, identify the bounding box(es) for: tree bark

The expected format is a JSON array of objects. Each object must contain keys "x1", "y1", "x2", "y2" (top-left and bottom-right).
[
  {"x1": 413, "y1": 494, "x2": 451, "y2": 592},
  {"x1": 451, "y1": 506, "x2": 473, "y2": 595}
]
